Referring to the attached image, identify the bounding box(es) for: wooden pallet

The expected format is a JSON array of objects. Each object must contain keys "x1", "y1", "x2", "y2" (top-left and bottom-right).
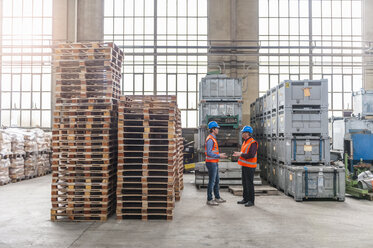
[
  {"x1": 51, "y1": 209, "x2": 114, "y2": 222},
  {"x1": 55, "y1": 65, "x2": 120, "y2": 74},
  {"x1": 52, "y1": 42, "x2": 123, "y2": 221},
  {"x1": 117, "y1": 208, "x2": 173, "y2": 215},
  {"x1": 54, "y1": 59, "x2": 120, "y2": 69},
  {"x1": 24, "y1": 174, "x2": 38, "y2": 180},
  {"x1": 51, "y1": 183, "x2": 114, "y2": 191},
  {"x1": 116, "y1": 95, "x2": 183, "y2": 219},
  {"x1": 117, "y1": 214, "x2": 173, "y2": 221},
  {"x1": 118, "y1": 167, "x2": 176, "y2": 173},
  {"x1": 55, "y1": 97, "x2": 118, "y2": 105},
  {"x1": 228, "y1": 185, "x2": 280, "y2": 196},
  {"x1": 10, "y1": 177, "x2": 24, "y2": 183},
  {"x1": 117, "y1": 182, "x2": 174, "y2": 190},
  {"x1": 0, "y1": 180, "x2": 11, "y2": 186}
]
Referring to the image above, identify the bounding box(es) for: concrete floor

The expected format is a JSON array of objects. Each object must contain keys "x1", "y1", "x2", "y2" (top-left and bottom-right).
[{"x1": 0, "y1": 174, "x2": 372, "y2": 248}]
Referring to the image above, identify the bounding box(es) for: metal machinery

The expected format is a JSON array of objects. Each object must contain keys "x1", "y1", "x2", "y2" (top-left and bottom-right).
[{"x1": 331, "y1": 90, "x2": 373, "y2": 200}]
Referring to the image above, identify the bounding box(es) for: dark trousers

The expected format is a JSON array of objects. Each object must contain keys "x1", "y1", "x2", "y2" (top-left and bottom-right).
[
  {"x1": 205, "y1": 162, "x2": 220, "y2": 201},
  {"x1": 242, "y1": 166, "x2": 255, "y2": 203}
]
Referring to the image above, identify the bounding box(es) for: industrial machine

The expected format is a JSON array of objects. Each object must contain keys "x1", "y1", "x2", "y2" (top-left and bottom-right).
[
  {"x1": 343, "y1": 131, "x2": 373, "y2": 200},
  {"x1": 331, "y1": 89, "x2": 373, "y2": 200}
]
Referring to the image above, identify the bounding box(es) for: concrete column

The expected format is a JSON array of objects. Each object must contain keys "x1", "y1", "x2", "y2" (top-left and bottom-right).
[
  {"x1": 0, "y1": 0, "x2": 3, "y2": 73},
  {"x1": 0, "y1": 0, "x2": 3, "y2": 125},
  {"x1": 208, "y1": 0, "x2": 259, "y2": 125},
  {"x1": 77, "y1": 0, "x2": 104, "y2": 42},
  {"x1": 52, "y1": 0, "x2": 77, "y2": 127},
  {"x1": 363, "y1": 0, "x2": 373, "y2": 90},
  {"x1": 53, "y1": 0, "x2": 77, "y2": 42},
  {"x1": 207, "y1": 0, "x2": 232, "y2": 73}
]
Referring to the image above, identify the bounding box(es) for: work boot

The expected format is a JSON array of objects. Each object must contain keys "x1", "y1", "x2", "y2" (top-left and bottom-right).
[
  {"x1": 237, "y1": 199, "x2": 249, "y2": 204},
  {"x1": 245, "y1": 202, "x2": 255, "y2": 207},
  {"x1": 215, "y1": 198, "x2": 226, "y2": 203},
  {"x1": 206, "y1": 200, "x2": 219, "y2": 206}
]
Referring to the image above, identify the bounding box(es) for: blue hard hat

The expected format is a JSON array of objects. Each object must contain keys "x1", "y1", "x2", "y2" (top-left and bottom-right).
[
  {"x1": 208, "y1": 121, "x2": 220, "y2": 129},
  {"x1": 241, "y1": 125, "x2": 253, "y2": 134}
]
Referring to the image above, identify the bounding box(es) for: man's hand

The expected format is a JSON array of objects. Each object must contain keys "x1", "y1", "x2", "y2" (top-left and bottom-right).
[
  {"x1": 232, "y1": 151, "x2": 242, "y2": 157},
  {"x1": 220, "y1": 153, "x2": 228, "y2": 159}
]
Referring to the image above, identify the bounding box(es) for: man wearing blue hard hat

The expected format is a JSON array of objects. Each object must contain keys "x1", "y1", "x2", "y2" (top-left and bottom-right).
[
  {"x1": 233, "y1": 125, "x2": 258, "y2": 207},
  {"x1": 204, "y1": 121, "x2": 227, "y2": 206}
]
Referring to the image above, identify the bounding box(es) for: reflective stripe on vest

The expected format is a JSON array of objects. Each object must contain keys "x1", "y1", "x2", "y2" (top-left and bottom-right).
[
  {"x1": 237, "y1": 138, "x2": 258, "y2": 168},
  {"x1": 205, "y1": 134, "x2": 219, "y2": 163}
]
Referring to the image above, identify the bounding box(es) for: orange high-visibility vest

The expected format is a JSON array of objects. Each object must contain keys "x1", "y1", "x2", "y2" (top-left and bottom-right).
[
  {"x1": 238, "y1": 137, "x2": 258, "y2": 168},
  {"x1": 205, "y1": 134, "x2": 220, "y2": 163}
]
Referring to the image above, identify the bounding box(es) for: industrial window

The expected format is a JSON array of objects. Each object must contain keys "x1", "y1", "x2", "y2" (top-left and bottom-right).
[
  {"x1": 0, "y1": 0, "x2": 53, "y2": 128},
  {"x1": 104, "y1": 0, "x2": 208, "y2": 128},
  {"x1": 259, "y1": 0, "x2": 362, "y2": 118}
]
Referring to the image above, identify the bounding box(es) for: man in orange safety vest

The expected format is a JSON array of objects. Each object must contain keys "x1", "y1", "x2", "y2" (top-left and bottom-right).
[
  {"x1": 204, "y1": 121, "x2": 227, "y2": 206},
  {"x1": 233, "y1": 125, "x2": 258, "y2": 207}
]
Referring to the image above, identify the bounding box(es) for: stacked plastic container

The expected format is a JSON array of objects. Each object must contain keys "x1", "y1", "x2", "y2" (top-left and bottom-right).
[
  {"x1": 352, "y1": 89, "x2": 373, "y2": 118},
  {"x1": 250, "y1": 79, "x2": 345, "y2": 202},
  {"x1": 197, "y1": 74, "x2": 242, "y2": 159},
  {"x1": 195, "y1": 74, "x2": 243, "y2": 188}
]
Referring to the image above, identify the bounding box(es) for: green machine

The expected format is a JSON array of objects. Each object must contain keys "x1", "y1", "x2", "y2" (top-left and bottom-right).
[
  {"x1": 205, "y1": 115, "x2": 241, "y2": 162},
  {"x1": 206, "y1": 115, "x2": 240, "y2": 129},
  {"x1": 344, "y1": 154, "x2": 373, "y2": 201}
]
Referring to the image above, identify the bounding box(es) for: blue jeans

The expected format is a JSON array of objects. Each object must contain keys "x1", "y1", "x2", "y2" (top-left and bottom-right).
[{"x1": 206, "y1": 162, "x2": 220, "y2": 201}]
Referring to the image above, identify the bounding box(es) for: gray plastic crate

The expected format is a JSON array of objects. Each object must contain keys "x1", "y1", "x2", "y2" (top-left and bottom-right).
[
  {"x1": 250, "y1": 102, "x2": 255, "y2": 119},
  {"x1": 259, "y1": 96, "x2": 264, "y2": 115},
  {"x1": 352, "y1": 89, "x2": 373, "y2": 117},
  {"x1": 265, "y1": 90, "x2": 272, "y2": 114},
  {"x1": 267, "y1": 161, "x2": 273, "y2": 185},
  {"x1": 253, "y1": 119, "x2": 259, "y2": 135},
  {"x1": 278, "y1": 108, "x2": 328, "y2": 135},
  {"x1": 255, "y1": 98, "x2": 260, "y2": 117},
  {"x1": 198, "y1": 128, "x2": 241, "y2": 150},
  {"x1": 257, "y1": 116, "x2": 264, "y2": 135},
  {"x1": 199, "y1": 102, "x2": 242, "y2": 126},
  {"x1": 266, "y1": 137, "x2": 272, "y2": 158},
  {"x1": 267, "y1": 161, "x2": 277, "y2": 186},
  {"x1": 259, "y1": 158, "x2": 268, "y2": 180},
  {"x1": 277, "y1": 164, "x2": 286, "y2": 191},
  {"x1": 257, "y1": 138, "x2": 265, "y2": 158},
  {"x1": 261, "y1": 138, "x2": 268, "y2": 158},
  {"x1": 262, "y1": 94, "x2": 267, "y2": 114},
  {"x1": 271, "y1": 138, "x2": 277, "y2": 160},
  {"x1": 276, "y1": 136, "x2": 330, "y2": 165},
  {"x1": 271, "y1": 161, "x2": 278, "y2": 187},
  {"x1": 271, "y1": 112, "x2": 277, "y2": 135},
  {"x1": 284, "y1": 165, "x2": 345, "y2": 202},
  {"x1": 264, "y1": 115, "x2": 272, "y2": 136},
  {"x1": 277, "y1": 79, "x2": 328, "y2": 108},
  {"x1": 199, "y1": 74, "x2": 242, "y2": 101},
  {"x1": 270, "y1": 86, "x2": 278, "y2": 111}
]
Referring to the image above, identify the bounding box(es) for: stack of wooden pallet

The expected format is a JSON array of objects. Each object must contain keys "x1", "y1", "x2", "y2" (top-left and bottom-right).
[
  {"x1": 117, "y1": 95, "x2": 183, "y2": 220},
  {"x1": 174, "y1": 108, "x2": 184, "y2": 200},
  {"x1": 51, "y1": 42, "x2": 123, "y2": 221}
]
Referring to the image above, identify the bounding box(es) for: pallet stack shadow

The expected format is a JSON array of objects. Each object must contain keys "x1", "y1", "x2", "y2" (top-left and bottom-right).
[
  {"x1": 51, "y1": 42, "x2": 123, "y2": 221},
  {"x1": 117, "y1": 95, "x2": 183, "y2": 220},
  {"x1": 250, "y1": 79, "x2": 345, "y2": 201}
]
